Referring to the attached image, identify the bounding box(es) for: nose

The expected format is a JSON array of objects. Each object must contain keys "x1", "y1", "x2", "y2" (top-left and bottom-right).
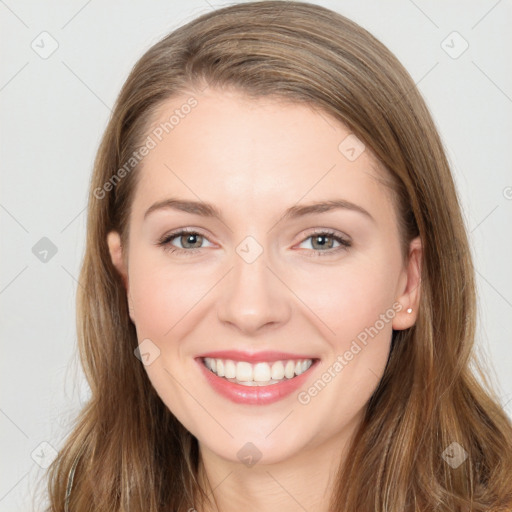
[{"x1": 216, "y1": 246, "x2": 292, "y2": 335}]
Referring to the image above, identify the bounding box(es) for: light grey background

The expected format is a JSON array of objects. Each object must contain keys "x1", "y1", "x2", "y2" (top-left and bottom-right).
[{"x1": 1, "y1": 1, "x2": 511, "y2": 510}]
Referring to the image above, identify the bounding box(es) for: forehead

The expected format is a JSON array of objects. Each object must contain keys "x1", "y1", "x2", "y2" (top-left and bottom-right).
[{"x1": 130, "y1": 89, "x2": 395, "y2": 222}]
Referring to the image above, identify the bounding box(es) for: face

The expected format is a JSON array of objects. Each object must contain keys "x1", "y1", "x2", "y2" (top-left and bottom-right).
[{"x1": 108, "y1": 88, "x2": 421, "y2": 466}]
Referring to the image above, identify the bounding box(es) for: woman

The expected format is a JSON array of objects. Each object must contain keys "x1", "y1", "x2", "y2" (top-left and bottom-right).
[{"x1": 45, "y1": 1, "x2": 512, "y2": 511}]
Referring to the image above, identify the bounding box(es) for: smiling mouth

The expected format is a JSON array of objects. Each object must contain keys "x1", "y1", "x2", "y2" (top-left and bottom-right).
[{"x1": 200, "y1": 357, "x2": 317, "y2": 386}]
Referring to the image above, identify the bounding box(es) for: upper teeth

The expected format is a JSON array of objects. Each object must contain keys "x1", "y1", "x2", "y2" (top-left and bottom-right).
[{"x1": 203, "y1": 358, "x2": 313, "y2": 383}]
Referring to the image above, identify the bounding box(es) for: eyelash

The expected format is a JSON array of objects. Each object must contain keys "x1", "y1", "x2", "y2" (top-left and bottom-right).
[{"x1": 156, "y1": 228, "x2": 352, "y2": 257}]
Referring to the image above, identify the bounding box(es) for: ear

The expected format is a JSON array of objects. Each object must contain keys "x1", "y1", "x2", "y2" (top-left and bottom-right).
[
  {"x1": 107, "y1": 231, "x2": 135, "y2": 322},
  {"x1": 392, "y1": 236, "x2": 422, "y2": 330},
  {"x1": 107, "y1": 231, "x2": 127, "y2": 284}
]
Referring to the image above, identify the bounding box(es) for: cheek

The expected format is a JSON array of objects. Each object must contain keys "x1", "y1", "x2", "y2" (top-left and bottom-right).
[
  {"x1": 127, "y1": 252, "x2": 215, "y2": 339},
  {"x1": 293, "y1": 256, "x2": 398, "y2": 407},
  {"x1": 292, "y1": 264, "x2": 397, "y2": 433},
  {"x1": 295, "y1": 258, "x2": 399, "y2": 345}
]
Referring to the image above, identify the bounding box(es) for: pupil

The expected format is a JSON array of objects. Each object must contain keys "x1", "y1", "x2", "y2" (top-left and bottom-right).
[
  {"x1": 184, "y1": 234, "x2": 200, "y2": 248},
  {"x1": 314, "y1": 235, "x2": 331, "y2": 249}
]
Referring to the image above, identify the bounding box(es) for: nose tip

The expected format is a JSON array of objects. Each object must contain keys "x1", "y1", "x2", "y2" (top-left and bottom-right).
[{"x1": 215, "y1": 251, "x2": 291, "y2": 335}]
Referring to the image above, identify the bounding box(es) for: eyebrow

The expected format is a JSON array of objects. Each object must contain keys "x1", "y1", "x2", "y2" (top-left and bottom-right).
[{"x1": 143, "y1": 197, "x2": 375, "y2": 223}]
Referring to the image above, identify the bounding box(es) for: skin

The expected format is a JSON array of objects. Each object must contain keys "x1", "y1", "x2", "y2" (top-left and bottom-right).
[{"x1": 107, "y1": 88, "x2": 422, "y2": 512}]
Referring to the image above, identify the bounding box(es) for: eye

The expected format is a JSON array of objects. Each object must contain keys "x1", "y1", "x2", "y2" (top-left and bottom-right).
[
  {"x1": 157, "y1": 229, "x2": 213, "y2": 255},
  {"x1": 157, "y1": 228, "x2": 352, "y2": 257},
  {"x1": 296, "y1": 230, "x2": 352, "y2": 257}
]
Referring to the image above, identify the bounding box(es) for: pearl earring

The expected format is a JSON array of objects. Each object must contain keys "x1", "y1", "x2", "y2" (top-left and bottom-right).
[{"x1": 406, "y1": 308, "x2": 413, "y2": 314}]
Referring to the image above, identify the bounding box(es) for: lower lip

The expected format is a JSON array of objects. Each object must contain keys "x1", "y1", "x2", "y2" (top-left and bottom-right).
[{"x1": 196, "y1": 358, "x2": 319, "y2": 405}]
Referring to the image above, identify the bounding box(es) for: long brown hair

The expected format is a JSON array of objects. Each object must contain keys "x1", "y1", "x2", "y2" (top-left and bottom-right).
[{"x1": 44, "y1": 1, "x2": 512, "y2": 510}]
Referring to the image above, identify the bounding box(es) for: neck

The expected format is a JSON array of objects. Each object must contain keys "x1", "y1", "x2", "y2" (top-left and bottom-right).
[{"x1": 192, "y1": 413, "x2": 362, "y2": 512}]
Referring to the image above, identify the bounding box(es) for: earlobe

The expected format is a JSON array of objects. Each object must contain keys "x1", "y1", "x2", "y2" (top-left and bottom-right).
[{"x1": 392, "y1": 236, "x2": 422, "y2": 330}]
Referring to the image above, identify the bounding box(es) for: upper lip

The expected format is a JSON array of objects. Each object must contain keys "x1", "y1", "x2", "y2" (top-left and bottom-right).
[{"x1": 196, "y1": 350, "x2": 318, "y2": 363}]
